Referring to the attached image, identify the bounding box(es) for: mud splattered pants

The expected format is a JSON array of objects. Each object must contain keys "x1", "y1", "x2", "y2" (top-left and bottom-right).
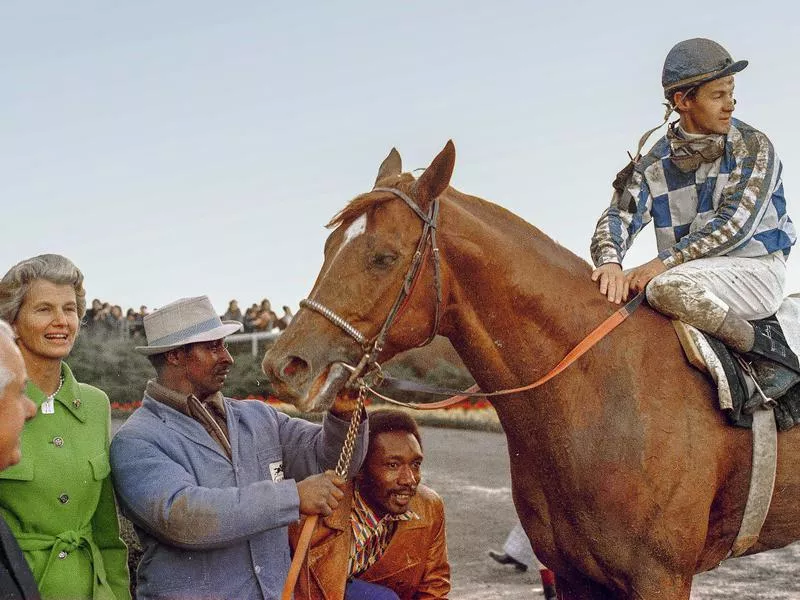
[{"x1": 645, "y1": 252, "x2": 787, "y2": 333}]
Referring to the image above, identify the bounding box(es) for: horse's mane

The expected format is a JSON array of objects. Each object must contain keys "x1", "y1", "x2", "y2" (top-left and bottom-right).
[
  {"x1": 444, "y1": 187, "x2": 592, "y2": 274},
  {"x1": 325, "y1": 173, "x2": 591, "y2": 276},
  {"x1": 326, "y1": 173, "x2": 417, "y2": 229}
]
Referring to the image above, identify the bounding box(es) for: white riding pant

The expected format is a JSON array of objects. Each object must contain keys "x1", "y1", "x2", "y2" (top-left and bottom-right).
[
  {"x1": 502, "y1": 521, "x2": 544, "y2": 570},
  {"x1": 646, "y1": 253, "x2": 787, "y2": 333}
]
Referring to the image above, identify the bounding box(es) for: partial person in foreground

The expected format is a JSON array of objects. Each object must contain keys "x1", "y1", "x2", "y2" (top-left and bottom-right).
[
  {"x1": 110, "y1": 295, "x2": 367, "y2": 600},
  {"x1": 0, "y1": 319, "x2": 39, "y2": 599},
  {"x1": 0, "y1": 254, "x2": 130, "y2": 600},
  {"x1": 488, "y1": 521, "x2": 556, "y2": 600},
  {"x1": 290, "y1": 409, "x2": 450, "y2": 600},
  {"x1": 590, "y1": 37, "x2": 798, "y2": 407}
]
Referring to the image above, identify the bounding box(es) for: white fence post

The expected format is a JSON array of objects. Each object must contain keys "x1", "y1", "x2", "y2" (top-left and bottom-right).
[{"x1": 226, "y1": 331, "x2": 281, "y2": 357}]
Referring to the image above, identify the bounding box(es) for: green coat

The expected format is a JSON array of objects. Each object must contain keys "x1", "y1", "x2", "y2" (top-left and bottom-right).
[{"x1": 0, "y1": 362, "x2": 130, "y2": 600}]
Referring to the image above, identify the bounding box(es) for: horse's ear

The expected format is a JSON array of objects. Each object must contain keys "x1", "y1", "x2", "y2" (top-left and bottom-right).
[
  {"x1": 413, "y1": 140, "x2": 455, "y2": 211},
  {"x1": 374, "y1": 148, "x2": 402, "y2": 186}
]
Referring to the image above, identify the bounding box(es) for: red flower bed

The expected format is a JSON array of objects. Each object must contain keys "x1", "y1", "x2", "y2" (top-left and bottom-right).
[{"x1": 111, "y1": 395, "x2": 491, "y2": 413}]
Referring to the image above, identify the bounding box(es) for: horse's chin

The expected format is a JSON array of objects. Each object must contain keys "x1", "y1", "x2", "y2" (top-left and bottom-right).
[{"x1": 297, "y1": 362, "x2": 351, "y2": 413}]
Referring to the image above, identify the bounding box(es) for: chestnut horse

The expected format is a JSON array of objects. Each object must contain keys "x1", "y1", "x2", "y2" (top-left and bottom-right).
[{"x1": 262, "y1": 141, "x2": 800, "y2": 599}]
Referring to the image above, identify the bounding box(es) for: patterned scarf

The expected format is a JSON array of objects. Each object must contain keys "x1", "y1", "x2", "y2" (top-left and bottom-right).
[
  {"x1": 146, "y1": 380, "x2": 232, "y2": 459},
  {"x1": 666, "y1": 122, "x2": 725, "y2": 173},
  {"x1": 347, "y1": 485, "x2": 419, "y2": 577}
]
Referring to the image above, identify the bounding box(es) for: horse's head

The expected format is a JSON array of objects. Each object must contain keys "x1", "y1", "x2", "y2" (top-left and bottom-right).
[{"x1": 262, "y1": 141, "x2": 456, "y2": 412}]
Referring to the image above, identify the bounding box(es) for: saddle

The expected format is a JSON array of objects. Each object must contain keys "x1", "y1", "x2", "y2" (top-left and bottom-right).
[
  {"x1": 673, "y1": 311, "x2": 800, "y2": 432},
  {"x1": 671, "y1": 296, "x2": 800, "y2": 557}
]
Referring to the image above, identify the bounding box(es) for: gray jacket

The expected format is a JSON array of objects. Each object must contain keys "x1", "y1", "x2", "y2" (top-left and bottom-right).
[{"x1": 110, "y1": 395, "x2": 367, "y2": 599}]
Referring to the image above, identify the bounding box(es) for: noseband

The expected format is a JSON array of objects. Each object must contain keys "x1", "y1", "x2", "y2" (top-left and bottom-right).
[{"x1": 300, "y1": 186, "x2": 442, "y2": 386}]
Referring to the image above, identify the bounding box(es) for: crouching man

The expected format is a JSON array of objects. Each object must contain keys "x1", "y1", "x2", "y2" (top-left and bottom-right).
[{"x1": 291, "y1": 409, "x2": 450, "y2": 600}]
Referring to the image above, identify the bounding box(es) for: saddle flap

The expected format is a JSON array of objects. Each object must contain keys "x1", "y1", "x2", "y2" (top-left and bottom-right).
[
  {"x1": 671, "y1": 320, "x2": 739, "y2": 413},
  {"x1": 672, "y1": 321, "x2": 709, "y2": 373}
]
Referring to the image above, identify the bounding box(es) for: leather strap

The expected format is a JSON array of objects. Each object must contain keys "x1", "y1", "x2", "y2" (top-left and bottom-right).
[{"x1": 367, "y1": 293, "x2": 646, "y2": 410}]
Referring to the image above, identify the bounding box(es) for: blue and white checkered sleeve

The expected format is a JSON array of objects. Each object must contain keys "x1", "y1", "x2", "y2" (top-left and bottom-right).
[{"x1": 590, "y1": 169, "x2": 653, "y2": 267}]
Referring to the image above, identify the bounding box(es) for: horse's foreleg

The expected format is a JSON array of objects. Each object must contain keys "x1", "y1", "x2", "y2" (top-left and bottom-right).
[
  {"x1": 555, "y1": 571, "x2": 692, "y2": 600},
  {"x1": 555, "y1": 573, "x2": 614, "y2": 600}
]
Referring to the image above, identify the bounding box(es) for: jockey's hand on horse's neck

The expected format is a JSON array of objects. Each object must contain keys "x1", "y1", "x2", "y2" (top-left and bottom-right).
[{"x1": 591, "y1": 262, "x2": 628, "y2": 304}]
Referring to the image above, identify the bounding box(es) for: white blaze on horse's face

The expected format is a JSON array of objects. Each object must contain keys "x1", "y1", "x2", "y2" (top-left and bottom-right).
[
  {"x1": 344, "y1": 213, "x2": 367, "y2": 244},
  {"x1": 320, "y1": 213, "x2": 368, "y2": 281}
]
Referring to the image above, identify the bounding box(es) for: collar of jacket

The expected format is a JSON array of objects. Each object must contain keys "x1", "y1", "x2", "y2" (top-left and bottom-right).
[
  {"x1": 146, "y1": 379, "x2": 226, "y2": 417},
  {"x1": 140, "y1": 393, "x2": 238, "y2": 461},
  {"x1": 24, "y1": 362, "x2": 86, "y2": 423},
  {"x1": 318, "y1": 483, "x2": 429, "y2": 535}
]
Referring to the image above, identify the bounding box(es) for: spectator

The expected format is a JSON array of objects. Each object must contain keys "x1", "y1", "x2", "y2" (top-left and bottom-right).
[
  {"x1": 251, "y1": 298, "x2": 278, "y2": 331},
  {"x1": 0, "y1": 254, "x2": 130, "y2": 600},
  {"x1": 83, "y1": 298, "x2": 102, "y2": 333},
  {"x1": 489, "y1": 521, "x2": 557, "y2": 599},
  {"x1": 243, "y1": 303, "x2": 260, "y2": 333},
  {"x1": 0, "y1": 319, "x2": 39, "y2": 600},
  {"x1": 290, "y1": 409, "x2": 450, "y2": 600},
  {"x1": 276, "y1": 305, "x2": 294, "y2": 331},
  {"x1": 125, "y1": 308, "x2": 141, "y2": 339},
  {"x1": 221, "y1": 299, "x2": 243, "y2": 324},
  {"x1": 108, "y1": 304, "x2": 125, "y2": 337},
  {"x1": 132, "y1": 306, "x2": 147, "y2": 340}
]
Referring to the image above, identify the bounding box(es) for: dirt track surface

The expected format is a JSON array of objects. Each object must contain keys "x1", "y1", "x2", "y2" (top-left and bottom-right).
[{"x1": 421, "y1": 426, "x2": 800, "y2": 600}]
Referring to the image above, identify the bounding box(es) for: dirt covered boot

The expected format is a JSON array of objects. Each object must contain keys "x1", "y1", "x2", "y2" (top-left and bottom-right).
[
  {"x1": 715, "y1": 312, "x2": 800, "y2": 399},
  {"x1": 749, "y1": 316, "x2": 800, "y2": 372}
]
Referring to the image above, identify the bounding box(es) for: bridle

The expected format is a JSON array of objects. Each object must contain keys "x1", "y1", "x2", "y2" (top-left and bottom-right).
[
  {"x1": 299, "y1": 185, "x2": 442, "y2": 387},
  {"x1": 299, "y1": 185, "x2": 646, "y2": 406}
]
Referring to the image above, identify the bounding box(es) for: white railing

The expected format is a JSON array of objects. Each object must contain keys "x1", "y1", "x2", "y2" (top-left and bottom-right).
[{"x1": 226, "y1": 331, "x2": 281, "y2": 356}]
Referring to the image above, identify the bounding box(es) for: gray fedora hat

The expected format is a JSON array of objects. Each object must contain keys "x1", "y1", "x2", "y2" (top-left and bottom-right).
[
  {"x1": 662, "y1": 38, "x2": 748, "y2": 96},
  {"x1": 135, "y1": 295, "x2": 242, "y2": 356}
]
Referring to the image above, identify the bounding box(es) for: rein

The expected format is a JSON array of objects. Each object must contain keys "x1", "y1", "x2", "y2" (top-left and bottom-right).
[{"x1": 354, "y1": 292, "x2": 646, "y2": 409}]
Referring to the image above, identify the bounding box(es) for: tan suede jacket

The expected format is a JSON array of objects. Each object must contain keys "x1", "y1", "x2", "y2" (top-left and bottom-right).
[{"x1": 289, "y1": 482, "x2": 450, "y2": 600}]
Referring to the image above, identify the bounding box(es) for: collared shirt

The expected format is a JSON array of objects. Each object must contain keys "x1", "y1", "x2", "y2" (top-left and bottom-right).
[
  {"x1": 591, "y1": 118, "x2": 795, "y2": 269},
  {"x1": 348, "y1": 485, "x2": 420, "y2": 577},
  {"x1": 145, "y1": 380, "x2": 232, "y2": 459}
]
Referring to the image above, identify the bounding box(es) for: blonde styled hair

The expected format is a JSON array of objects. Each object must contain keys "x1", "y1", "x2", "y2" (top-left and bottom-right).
[{"x1": 0, "y1": 254, "x2": 87, "y2": 324}]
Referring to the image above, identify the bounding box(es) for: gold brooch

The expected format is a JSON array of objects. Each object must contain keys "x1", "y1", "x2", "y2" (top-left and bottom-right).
[{"x1": 72, "y1": 399, "x2": 81, "y2": 408}]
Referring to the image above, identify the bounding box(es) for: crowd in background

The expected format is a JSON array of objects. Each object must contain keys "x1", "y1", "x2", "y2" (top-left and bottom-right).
[
  {"x1": 83, "y1": 298, "x2": 293, "y2": 340},
  {"x1": 220, "y1": 298, "x2": 294, "y2": 334}
]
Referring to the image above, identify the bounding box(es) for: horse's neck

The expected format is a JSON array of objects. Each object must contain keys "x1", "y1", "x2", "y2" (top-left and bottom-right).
[{"x1": 438, "y1": 192, "x2": 616, "y2": 396}]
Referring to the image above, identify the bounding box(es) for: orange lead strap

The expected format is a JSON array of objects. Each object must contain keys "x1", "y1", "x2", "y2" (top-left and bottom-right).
[
  {"x1": 281, "y1": 391, "x2": 366, "y2": 600},
  {"x1": 282, "y1": 515, "x2": 318, "y2": 600}
]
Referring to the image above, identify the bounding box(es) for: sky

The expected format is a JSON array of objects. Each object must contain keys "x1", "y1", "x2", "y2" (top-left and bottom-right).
[{"x1": 2, "y1": 0, "x2": 799, "y2": 315}]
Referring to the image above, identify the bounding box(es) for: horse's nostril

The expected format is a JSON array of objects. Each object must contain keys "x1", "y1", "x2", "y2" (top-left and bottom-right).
[{"x1": 281, "y1": 356, "x2": 308, "y2": 381}]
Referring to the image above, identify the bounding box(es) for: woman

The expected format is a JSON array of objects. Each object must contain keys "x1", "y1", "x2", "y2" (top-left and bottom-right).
[{"x1": 0, "y1": 254, "x2": 130, "y2": 600}]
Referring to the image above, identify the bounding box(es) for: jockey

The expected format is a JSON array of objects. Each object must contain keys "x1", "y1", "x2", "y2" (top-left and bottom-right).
[{"x1": 590, "y1": 38, "x2": 798, "y2": 397}]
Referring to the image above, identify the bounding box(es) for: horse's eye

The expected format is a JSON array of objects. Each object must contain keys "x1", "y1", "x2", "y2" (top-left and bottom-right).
[{"x1": 371, "y1": 252, "x2": 397, "y2": 268}]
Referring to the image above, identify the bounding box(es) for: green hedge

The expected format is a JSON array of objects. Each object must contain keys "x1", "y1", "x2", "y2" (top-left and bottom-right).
[
  {"x1": 68, "y1": 334, "x2": 475, "y2": 408},
  {"x1": 68, "y1": 334, "x2": 276, "y2": 405}
]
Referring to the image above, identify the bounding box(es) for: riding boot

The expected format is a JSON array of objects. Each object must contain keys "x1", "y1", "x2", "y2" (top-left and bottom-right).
[
  {"x1": 750, "y1": 359, "x2": 800, "y2": 399},
  {"x1": 714, "y1": 311, "x2": 800, "y2": 402},
  {"x1": 713, "y1": 311, "x2": 755, "y2": 353},
  {"x1": 774, "y1": 382, "x2": 800, "y2": 431},
  {"x1": 749, "y1": 318, "x2": 800, "y2": 372}
]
